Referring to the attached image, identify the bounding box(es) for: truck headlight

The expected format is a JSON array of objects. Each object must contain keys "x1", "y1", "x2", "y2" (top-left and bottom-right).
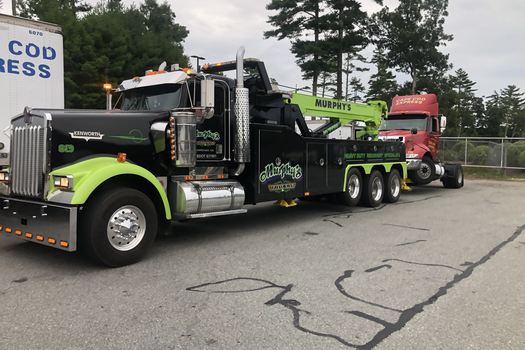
[
  {"x1": 53, "y1": 175, "x2": 74, "y2": 190},
  {"x1": 406, "y1": 153, "x2": 419, "y2": 159},
  {"x1": 0, "y1": 171, "x2": 9, "y2": 182}
]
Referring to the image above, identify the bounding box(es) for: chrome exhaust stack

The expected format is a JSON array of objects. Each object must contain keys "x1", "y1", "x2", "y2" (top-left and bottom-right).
[{"x1": 233, "y1": 46, "x2": 250, "y2": 167}]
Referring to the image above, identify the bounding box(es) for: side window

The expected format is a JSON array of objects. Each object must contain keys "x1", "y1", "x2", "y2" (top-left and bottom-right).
[{"x1": 432, "y1": 118, "x2": 439, "y2": 133}]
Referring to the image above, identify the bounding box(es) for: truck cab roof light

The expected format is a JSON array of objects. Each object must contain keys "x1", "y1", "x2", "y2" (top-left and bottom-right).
[
  {"x1": 60, "y1": 241, "x2": 69, "y2": 248},
  {"x1": 15, "y1": 229, "x2": 22, "y2": 236},
  {"x1": 48, "y1": 238, "x2": 56, "y2": 245},
  {"x1": 25, "y1": 232, "x2": 32, "y2": 239},
  {"x1": 36, "y1": 235, "x2": 44, "y2": 241},
  {"x1": 5, "y1": 227, "x2": 11, "y2": 233}
]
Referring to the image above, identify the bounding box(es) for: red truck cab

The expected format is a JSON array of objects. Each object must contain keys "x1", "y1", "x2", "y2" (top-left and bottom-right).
[{"x1": 379, "y1": 94, "x2": 463, "y2": 188}]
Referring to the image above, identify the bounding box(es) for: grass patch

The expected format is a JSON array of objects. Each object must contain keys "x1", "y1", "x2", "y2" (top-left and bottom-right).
[{"x1": 464, "y1": 167, "x2": 525, "y2": 181}]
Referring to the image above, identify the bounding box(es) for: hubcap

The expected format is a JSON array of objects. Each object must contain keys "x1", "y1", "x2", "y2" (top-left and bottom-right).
[
  {"x1": 371, "y1": 177, "x2": 383, "y2": 202},
  {"x1": 107, "y1": 205, "x2": 146, "y2": 251},
  {"x1": 417, "y1": 162, "x2": 432, "y2": 180},
  {"x1": 390, "y1": 174, "x2": 400, "y2": 198},
  {"x1": 347, "y1": 174, "x2": 361, "y2": 199}
]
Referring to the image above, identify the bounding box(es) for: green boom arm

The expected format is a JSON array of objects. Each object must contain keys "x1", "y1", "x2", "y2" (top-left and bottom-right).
[{"x1": 289, "y1": 93, "x2": 388, "y2": 138}]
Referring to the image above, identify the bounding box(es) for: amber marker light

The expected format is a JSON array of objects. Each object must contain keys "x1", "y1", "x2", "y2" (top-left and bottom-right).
[
  {"x1": 15, "y1": 229, "x2": 22, "y2": 236},
  {"x1": 5, "y1": 227, "x2": 12, "y2": 233},
  {"x1": 48, "y1": 238, "x2": 56, "y2": 245},
  {"x1": 103, "y1": 83, "x2": 112, "y2": 91},
  {"x1": 25, "y1": 232, "x2": 33, "y2": 239},
  {"x1": 36, "y1": 235, "x2": 44, "y2": 241},
  {"x1": 117, "y1": 153, "x2": 127, "y2": 163},
  {"x1": 60, "y1": 241, "x2": 69, "y2": 248}
]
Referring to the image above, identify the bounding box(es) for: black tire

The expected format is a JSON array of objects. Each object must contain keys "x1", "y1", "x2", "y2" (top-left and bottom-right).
[
  {"x1": 361, "y1": 170, "x2": 385, "y2": 208},
  {"x1": 79, "y1": 187, "x2": 159, "y2": 267},
  {"x1": 337, "y1": 168, "x2": 363, "y2": 206},
  {"x1": 384, "y1": 169, "x2": 402, "y2": 203},
  {"x1": 442, "y1": 165, "x2": 464, "y2": 189},
  {"x1": 410, "y1": 156, "x2": 435, "y2": 185}
]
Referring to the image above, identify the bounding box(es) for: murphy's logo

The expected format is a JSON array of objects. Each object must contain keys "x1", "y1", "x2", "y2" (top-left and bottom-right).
[
  {"x1": 315, "y1": 98, "x2": 352, "y2": 111},
  {"x1": 69, "y1": 131, "x2": 104, "y2": 142},
  {"x1": 259, "y1": 161, "x2": 303, "y2": 184}
]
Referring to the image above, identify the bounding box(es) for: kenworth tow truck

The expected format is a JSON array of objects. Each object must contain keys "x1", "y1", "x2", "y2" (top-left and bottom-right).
[
  {"x1": 379, "y1": 94, "x2": 464, "y2": 188},
  {"x1": 0, "y1": 48, "x2": 406, "y2": 266}
]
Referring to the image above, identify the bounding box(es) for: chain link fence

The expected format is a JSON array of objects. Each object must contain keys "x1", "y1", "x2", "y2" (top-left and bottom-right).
[{"x1": 440, "y1": 137, "x2": 525, "y2": 170}]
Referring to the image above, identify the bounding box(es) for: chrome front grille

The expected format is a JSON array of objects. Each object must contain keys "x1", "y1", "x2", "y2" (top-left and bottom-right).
[{"x1": 11, "y1": 124, "x2": 46, "y2": 197}]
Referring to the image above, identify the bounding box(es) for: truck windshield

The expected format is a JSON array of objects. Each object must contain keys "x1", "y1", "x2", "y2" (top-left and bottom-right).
[
  {"x1": 380, "y1": 115, "x2": 428, "y2": 131},
  {"x1": 120, "y1": 84, "x2": 183, "y2": 111}
]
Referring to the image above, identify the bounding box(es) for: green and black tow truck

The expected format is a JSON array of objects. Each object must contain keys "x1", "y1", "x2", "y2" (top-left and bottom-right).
[{"x1": 0, "y1": 47, "x2": 406, "y2": 266}]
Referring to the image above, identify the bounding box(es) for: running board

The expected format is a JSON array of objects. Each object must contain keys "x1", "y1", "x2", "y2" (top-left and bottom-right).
[{"x1": 178, "y1": 209, "x2": 247, "y2": 220}]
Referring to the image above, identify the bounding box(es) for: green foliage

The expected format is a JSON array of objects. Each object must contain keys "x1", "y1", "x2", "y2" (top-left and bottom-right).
[
  {"x1": 506, "y1": 142, "x2": 525, "y2": 167},
  {"x1": 18, "y1": 0, "x2": 188, "y2": 108},
  {"x1": 372, "y1": 0, "x2": 453, "y2": 94}
]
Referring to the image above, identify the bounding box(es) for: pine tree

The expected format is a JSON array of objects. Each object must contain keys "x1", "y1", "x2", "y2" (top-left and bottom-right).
[
  {"x1": 366, "y1": 48, "x2": 398, "y2": 102},
  {"x1": 500, "y1": 85, "x2": 525, "y2": 137},
  {"x1": 348, "y1": 77, "x2": 365, "y2": 102},
  {"x1": 450, "y1": 68, "x2": 478, "y2": 136},
  {"x1": 265, "y1": 0, "x2": 327, "y2": 96}
]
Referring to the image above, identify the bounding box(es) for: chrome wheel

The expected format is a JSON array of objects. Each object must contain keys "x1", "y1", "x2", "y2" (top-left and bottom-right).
[
  {"x1": 107, "y1": 205, "x2": 146, "y2": 251},
  {"x1": 417, "y1": 162, "x2": 432, "y2": 181},
  {"x1": 371, "y1": 176, "x2": 383, "y2": 202},
  {"x1": 347, "y1": 174, "x2": 361, "y2": 199},
  {"x1": 390, "y1": 173, "x2": 401, "y2": 198}
]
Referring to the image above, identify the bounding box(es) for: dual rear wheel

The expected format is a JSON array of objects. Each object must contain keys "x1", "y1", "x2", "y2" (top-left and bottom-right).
[{"x1": 340, "y1": 168, "x2": 401, "y2": 208}]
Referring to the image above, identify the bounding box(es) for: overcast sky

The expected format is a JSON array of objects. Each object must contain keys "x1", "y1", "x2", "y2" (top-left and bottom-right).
[{"x1": 121, "y1": 0, "x2": 524, "y2": 97}]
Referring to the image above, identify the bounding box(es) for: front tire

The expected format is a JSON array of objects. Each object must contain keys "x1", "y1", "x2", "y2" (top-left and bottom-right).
[
  {"x1": 410, "y1": 156, "x2": 435, "y2": 185},
  {"x1": 361, "y1": 170, "x2": 385, "y2": 208},
  {"x1": 79, "y1": 187, "x2": 159, "y2": 267}
]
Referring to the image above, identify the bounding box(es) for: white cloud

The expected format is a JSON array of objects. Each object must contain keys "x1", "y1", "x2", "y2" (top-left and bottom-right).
[{"x1": 96, "y1": 0, "x2": 525, "y2": 97}]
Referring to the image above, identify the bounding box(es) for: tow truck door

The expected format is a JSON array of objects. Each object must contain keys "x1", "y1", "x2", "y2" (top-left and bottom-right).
[{"x1": 306, "y1": 141, "x2": 328, "y2": 193}]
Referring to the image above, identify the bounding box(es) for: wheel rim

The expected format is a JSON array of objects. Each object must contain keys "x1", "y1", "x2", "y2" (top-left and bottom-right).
[
  {"x1": 417, "y1": 162, "x2": 432, "y2": 180},
  {"x1": 107, "y1": 205, "x2": 147, "y2": 251},
  {"x1": 390, "y1": 173, "x2": 400, "y2": 198},
  {"x1": 371, "y1": 176, "x2": 383, "y2": 202},
  {"x1": 347, "y1": 174, "x2": 360, "y2": 199}
]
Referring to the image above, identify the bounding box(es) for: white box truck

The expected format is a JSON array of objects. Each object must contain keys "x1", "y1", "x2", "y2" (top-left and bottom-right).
[{"x1": 0, "y1": 13, "x2": 64, "y2": 165}]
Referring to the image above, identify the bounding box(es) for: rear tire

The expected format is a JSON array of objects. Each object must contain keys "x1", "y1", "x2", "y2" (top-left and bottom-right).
[
  {"x1": 79, "y1": 187, "x2": 159, "y2": 267},
  {"x1": 442, "y1": 164, "x2": 464, "y2": 189},
  {"x1": 338, "y1": 168, "x2": 363, "y2": 206},
  {"x1": 384, "y1": 169, "x2": 402, "y2": 203},
  {"x1": 361, "y1": 170, "x2": 384, "y2": 208}
]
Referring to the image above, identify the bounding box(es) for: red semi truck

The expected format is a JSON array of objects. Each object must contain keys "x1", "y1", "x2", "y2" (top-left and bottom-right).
[{"x1": 379, "y1": 94, "x2": 464, "y2": 189}]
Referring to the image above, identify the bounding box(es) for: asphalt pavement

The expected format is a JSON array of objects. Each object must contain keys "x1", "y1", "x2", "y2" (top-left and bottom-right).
[{"x1": 0, "y1": 179, "x2": 524, "y2": 350}]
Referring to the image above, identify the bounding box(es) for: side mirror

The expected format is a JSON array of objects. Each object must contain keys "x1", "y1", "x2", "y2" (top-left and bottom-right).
[
  {"x1": 440, "y1": 116, "x2": 447, "y2": 133},
  {"x1": 201, "y1": 79, "x2": 215, "y2": 109},
  {"x1": 411, "y1": 128, "x2": 418, "y2": 135}
]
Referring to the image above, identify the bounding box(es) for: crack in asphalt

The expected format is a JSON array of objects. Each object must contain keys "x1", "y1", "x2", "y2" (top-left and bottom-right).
[
  {"x1": 395, "y1": 240, "x2": 427, "y2": 247},
  {"x1": 186, "y1": 224, "x2": 525, "y2": 349},
  {"x1": 383, "y1": 223, "x2": 430, "y2": 232}
]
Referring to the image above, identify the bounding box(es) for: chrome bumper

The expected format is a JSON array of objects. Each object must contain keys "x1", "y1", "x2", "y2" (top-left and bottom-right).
[
  {"x1": 0, "y1": 197, "x2": 77, "y2": 252},
  {"x1": 407, "y1": 159, "x2": 422, "y2": 170}
]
